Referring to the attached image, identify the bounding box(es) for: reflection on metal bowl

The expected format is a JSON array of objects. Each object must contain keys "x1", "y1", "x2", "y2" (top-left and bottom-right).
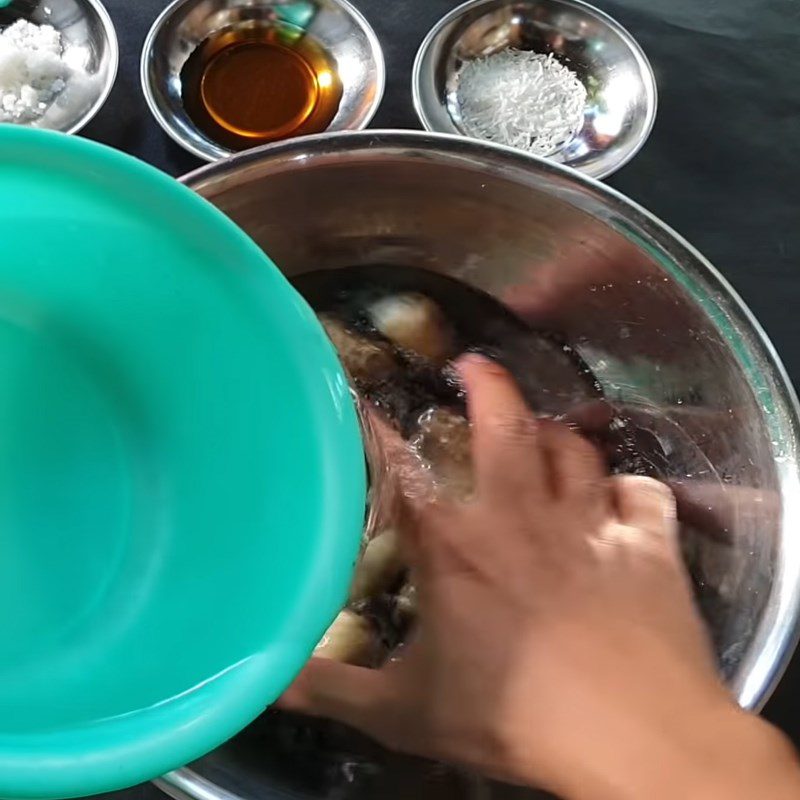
[{"x1": 166, "y1": 131, "x2": 800, "y2": 800}]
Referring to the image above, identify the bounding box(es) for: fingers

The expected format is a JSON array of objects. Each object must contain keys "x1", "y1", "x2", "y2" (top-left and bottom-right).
[
  {"x1": 278, "y1": 657, "x2": 387, "y2": 734},
  {"x1": 668, "y1": 482, "x2": 778, "y2": 546},
  {"x1": 538, "y1": 420, "x2": 607, "y2": 491},
  {"x1": 456, "y1": 354, "x2": 547, "y2": 498},
  {"x1": 561, "y1": 400, "x2": 617, "y2": 434},
  {"x1": 612, "y1": 475, "x2": 678, "y2": 546},
  {"x1": 538, "y1": 419, "x2": 610, "y2": 521}
]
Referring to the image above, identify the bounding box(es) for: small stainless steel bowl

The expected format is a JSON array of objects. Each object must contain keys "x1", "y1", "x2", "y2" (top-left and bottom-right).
[
  {"x1": 412, "y1": 0, "x2": 657, "y2": 179},
  {"x1": 0, "y1": 0, "x2": 118, "y2": 134},
  {"x1": 140, "y1": 0, "x2": 385, "y2": 161}
]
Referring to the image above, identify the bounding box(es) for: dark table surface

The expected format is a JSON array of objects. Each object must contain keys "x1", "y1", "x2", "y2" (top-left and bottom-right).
[{"x1": 86, "y1": 0, "x2": 800, "y2": 797}]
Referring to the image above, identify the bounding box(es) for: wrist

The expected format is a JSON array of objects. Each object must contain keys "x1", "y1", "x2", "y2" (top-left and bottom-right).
[
  {"x1": 653, "y1": 709, "x2": 800, "y2": 800},
  {"x1": 559, "y1": 700, "x2": 800, "y2": 800},
  {"x1": 691, "y1": 711, "x2": 800, "y2": 800}
]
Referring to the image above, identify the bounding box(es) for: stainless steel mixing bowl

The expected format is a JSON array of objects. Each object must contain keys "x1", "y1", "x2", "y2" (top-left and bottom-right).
[
  {"x1": 0, "y1": 0, "x2": 118, "y2": 133},
  {"x1": 141, "y1": 0, "x2": 385, "y2": 161},
  {"x1": 163, "y1": 131, "x2": 800, "y2": 800},
  {"x1": 413, "y1": 0, "x2": 657, "y2": 178}
]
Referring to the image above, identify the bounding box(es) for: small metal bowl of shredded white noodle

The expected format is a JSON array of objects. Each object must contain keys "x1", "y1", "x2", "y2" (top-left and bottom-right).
[
  {"x1": 0, "y1": 0, "x2": 117, "y2": 134},
  {"x1": 412, "y1": 0, "x2": 657, "y2": 179}
]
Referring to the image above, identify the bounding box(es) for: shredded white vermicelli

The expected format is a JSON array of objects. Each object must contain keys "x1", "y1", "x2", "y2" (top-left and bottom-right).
[{"x1": 455, "y1": 49, "x2": 587, "y2": 156}]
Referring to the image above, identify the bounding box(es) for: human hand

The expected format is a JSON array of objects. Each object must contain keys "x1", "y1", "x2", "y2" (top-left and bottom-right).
[{"x1": 281, "y1": 356, "x2": 799, "y2": 800}]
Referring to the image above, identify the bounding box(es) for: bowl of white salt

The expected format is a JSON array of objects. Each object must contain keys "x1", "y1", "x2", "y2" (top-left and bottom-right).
[
  {"x1": 0, "y1": 0, "x2": 117, "y2": 133},
  {"x1": 412, "y1": 0, "x2": 657, "y2": 179}
]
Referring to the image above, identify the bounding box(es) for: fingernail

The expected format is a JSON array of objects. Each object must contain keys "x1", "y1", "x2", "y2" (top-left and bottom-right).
[
  {"x1": 457, "y1": 352, "x2": 494, "y2": 368},
  {"x1": 457, "y1": 353, "x2": 506, "y2": 377}
]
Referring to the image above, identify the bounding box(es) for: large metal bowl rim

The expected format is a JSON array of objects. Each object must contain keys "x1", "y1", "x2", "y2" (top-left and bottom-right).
[{"x1": 164, "y1": 128, "x2": 800, "y2": 799}]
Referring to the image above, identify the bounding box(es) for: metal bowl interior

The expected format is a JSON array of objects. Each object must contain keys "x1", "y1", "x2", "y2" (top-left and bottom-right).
[
  {"x1": 413, "y1": 0, "x2": 657, "y2": 179},
  {"x1": 0, "y1": 0, "x2": 118, "y2": 134},
  {"x1": 141, "y1": 0, "x2": 385, "y2": 161},
  {"x1": 167, "y1": 131, "x2": 800, "y2": 800}
]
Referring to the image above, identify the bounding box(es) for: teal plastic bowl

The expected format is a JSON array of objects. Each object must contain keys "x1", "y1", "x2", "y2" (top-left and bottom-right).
[{"x1": 0, "y1": 127, "x2": 366, "y2": 799}]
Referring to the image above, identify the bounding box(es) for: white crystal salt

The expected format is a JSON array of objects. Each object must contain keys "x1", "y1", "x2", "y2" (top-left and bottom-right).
[{"x1": 0, "y1": 19, "x2": 72, "y2": 124}]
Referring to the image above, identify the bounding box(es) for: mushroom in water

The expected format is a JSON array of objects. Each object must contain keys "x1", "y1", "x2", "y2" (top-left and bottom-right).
[{"x1": 368, "y1": 293, "x2": 455, "y2": 365}]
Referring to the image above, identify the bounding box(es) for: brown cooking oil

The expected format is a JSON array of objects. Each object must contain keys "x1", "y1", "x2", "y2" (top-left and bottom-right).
[{"x1": 181, "y1": 24, "x2": 343, "y2": 151}]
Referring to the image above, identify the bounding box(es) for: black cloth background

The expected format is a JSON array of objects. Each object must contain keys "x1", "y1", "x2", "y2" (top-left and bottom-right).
[{"x1": 83, "y1": 0, "x2": 800, "y2": 797}]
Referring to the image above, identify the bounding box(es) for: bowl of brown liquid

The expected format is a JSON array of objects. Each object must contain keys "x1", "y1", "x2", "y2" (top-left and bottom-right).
[{"x1": 140, "y1": 0, "x2": 385, "y2": 160}]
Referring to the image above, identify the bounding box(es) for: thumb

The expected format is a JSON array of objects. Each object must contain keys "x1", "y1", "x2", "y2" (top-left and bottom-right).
[{"x1": 277, "y1": 657, "x2": 388, "y2": 733}]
